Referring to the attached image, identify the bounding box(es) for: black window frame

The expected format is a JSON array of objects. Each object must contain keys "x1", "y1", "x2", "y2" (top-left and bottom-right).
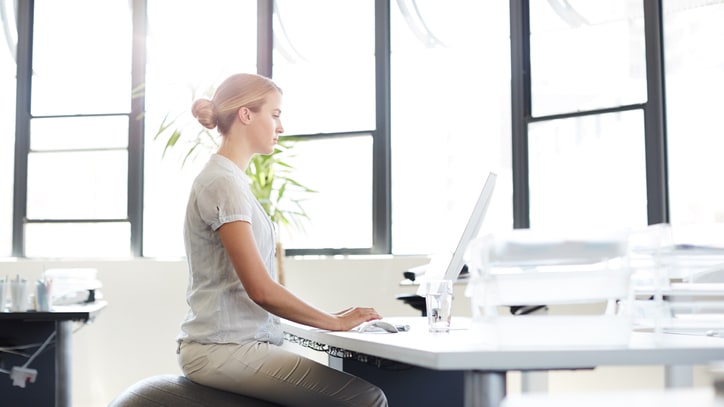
[
  {"x1": 10, "y1": 0, "x2": 670, "y2": 257},
  {"x1": 509, "y1": 0, "x2": 668, "y2": 230}
]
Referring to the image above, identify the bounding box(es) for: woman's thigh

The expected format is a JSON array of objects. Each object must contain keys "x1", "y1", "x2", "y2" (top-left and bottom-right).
[{"x1": 179, "y1": 341, "x2": 387, "y2": 407}]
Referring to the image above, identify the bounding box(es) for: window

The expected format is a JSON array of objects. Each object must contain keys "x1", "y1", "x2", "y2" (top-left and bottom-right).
[
  {"x1": 24, "y1": 0, "x2": 132, "y2": 257},
  {"x1": 271, "y1": 0, "x2": 376, "y2": 251},
  {"x1": 390, "y1": 0, "x2": 513, "y2": 254},
  {"x1": 280, "y1": 136, "x2": 373, "y2": 249},
  {"x1": 272, "y1": 0, "x2": 376, "y2": 135},
  {"x1": 142, "y1": 0, "x2": 257, "y2": 257},
  {"x1": 5, "y1": 1, "x2": 718, "y2": 259},
  {"x1": 529, "y1": 0, "x2": 647, "y2": 117},
  {"x1": 664, "y1": 0, "x2": 724, "y2": 226},
  {"x1": 528, "y1": 111, "x2": 648, "y2": 231},
  {"x1": 525, "y1": 0, "x2": 650, "y2": 233},
  {"x1": 0, "y1": 0, "x2": 16, "y2": 257}
]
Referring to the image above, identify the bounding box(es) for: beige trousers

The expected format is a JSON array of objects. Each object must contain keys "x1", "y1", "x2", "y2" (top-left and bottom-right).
[{"x1": 178, "y1": 340, "x2": 388, "y2": 407}]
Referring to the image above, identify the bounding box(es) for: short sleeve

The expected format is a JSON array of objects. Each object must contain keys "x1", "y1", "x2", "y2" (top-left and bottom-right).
[{"x1": 196, "y1": 175, "x2": 254, "y2": 231}]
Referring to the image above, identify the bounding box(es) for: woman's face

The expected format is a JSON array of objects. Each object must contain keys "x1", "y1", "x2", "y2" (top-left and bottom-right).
[{"x1": 248, "y1": 91, "x2": 284, "y2": 155}]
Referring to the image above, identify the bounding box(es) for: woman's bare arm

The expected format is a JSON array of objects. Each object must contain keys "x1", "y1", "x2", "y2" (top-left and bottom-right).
[{"x1": 217, "y1": 221, "x2": 381, "y2": 331}]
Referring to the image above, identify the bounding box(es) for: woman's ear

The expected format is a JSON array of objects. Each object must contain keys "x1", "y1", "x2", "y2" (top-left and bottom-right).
[{"x1": 238, "y1": 107, "x2": 253, "y2": 124}]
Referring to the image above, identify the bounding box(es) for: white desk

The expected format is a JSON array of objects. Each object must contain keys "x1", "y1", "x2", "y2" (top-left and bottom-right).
[
  {"x1": 282, "y1": 316, "x2": 724, "y2": 407},
  {"x1": 501, "y1": 387, "x2": 722, "y2": 407}
]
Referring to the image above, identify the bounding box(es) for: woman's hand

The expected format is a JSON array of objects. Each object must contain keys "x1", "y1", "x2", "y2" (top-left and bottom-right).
[
  {"x1": 331, "y1": 307, "x2": 382, "y2": 331},
  {"x1": 333, "y1": 307, "x2": 353, "y2": 316}
]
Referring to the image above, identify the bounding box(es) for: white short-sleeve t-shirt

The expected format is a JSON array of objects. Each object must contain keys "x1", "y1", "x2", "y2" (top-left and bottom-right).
[{"x1": 177, "y1": 154, "x2": 283, "y2": 346}]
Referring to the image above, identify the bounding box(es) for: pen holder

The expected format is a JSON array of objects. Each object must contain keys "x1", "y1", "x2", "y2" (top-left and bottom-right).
[
  {"x1": 10, "y1": 279, "x2": 31, "y2": 312},
  {"x1": 0, "y1": 280, "x2": 7, "y2": 312},
  {"x1": 36, "y1": 280, "x2": 53, "y2": 312}
]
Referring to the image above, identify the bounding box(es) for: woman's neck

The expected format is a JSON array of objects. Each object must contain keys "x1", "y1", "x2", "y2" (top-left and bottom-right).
[{"x1": 217, "y1": 138, "x2": 252, "y2": 171}]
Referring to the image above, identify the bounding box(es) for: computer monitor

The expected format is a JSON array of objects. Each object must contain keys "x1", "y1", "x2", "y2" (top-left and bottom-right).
[{"x1": 416, "y1": 171, "x2": 497, "y2": 295}]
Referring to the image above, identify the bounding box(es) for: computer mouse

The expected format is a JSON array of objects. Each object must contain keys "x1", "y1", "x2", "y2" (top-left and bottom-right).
[{"x1": 357, "y1": 320, "x2": 405, "y2": 333}]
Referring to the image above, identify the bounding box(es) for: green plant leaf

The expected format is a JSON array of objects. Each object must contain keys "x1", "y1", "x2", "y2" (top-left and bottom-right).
[
  {"x1": 162, "y1": 129, "x2": 183, "y2": 158},
  {"x1": 154, "y1": 113, "x2": 176, "y2": 141}
]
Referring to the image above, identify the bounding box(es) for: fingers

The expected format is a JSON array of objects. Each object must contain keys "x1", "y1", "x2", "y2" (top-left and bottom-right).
[
  {"x1": 366, "y1": 308, "x2": 382, "y2": 321},
  {"x1": 336, "y1": 306, "x2": 378, "y2": 318},
  {"x1": 333, "y1": 307, "x2": 382, "y2": 331},
  {"x1": 353, "y1": 306, "x2": 381, "y2": 321},
  {"x1": 334, "y1": 307, "x2": 353, "y2": 316}
]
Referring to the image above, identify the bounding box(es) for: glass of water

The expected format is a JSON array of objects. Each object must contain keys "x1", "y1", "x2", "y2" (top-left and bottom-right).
[{"x1": 424, "y1": 279, "x2": 453, "y2": 333}]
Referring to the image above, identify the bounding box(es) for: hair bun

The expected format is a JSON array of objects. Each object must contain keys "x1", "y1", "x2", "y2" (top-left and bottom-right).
[{"x1": 191, "y1": 98, "x2": 217, "y2": 130}]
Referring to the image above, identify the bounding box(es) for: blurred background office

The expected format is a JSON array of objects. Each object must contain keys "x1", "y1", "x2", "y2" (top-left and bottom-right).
[{"x1": 1, "y1": 1, "x2": 723, "y2": 406}]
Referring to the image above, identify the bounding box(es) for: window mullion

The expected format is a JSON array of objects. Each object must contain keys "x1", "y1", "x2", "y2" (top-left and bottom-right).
[
  {"x1": 129, "y1": 0, "x2": 147, "y2": 256},
  {"x1": 510, "y1": 0, "x2": 531, "y2": 230},
  {"x1": 12, "y1": 0, "x2": 34, "y2": 257},
  {"x1": 373, "y1": 0, "x2": 391, "y2": 254},
  {"x1": 643, "y1": 0, "x2": 669, "y2": 225}
]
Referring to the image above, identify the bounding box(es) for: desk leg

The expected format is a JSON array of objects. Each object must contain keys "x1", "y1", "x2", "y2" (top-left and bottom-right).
[
  {"x1": 464, "y1": 370, "x2": 506, "y2": 407},
  {"x1": 521, "y1": 371, "x2": 548, "y2": 393},
  {"x1": 665, "y1": 365, "x2": 693, "y2": 388},
  {"x1": 56, "y1": 321, "x2": 72, "y2": 407}
]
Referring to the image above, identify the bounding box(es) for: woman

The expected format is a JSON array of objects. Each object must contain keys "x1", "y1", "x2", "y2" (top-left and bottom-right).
[{"x1": 177, "y1": 73, "x2": 388, "y2": 406}]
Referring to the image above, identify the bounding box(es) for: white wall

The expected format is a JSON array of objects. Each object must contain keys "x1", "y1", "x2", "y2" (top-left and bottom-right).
[{"x1": 0, "y1": 257, "x2": 715, "y2": 407}]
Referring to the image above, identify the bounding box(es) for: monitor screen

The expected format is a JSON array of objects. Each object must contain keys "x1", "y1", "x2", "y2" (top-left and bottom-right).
[{"x1": 416, "y1": 171, "x2": 497, "y2": 294}]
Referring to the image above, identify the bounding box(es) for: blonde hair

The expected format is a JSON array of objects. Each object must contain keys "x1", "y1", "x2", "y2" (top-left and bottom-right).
[{"x1": 191, "y1": 73, "x2": 282, "y2": 135}]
